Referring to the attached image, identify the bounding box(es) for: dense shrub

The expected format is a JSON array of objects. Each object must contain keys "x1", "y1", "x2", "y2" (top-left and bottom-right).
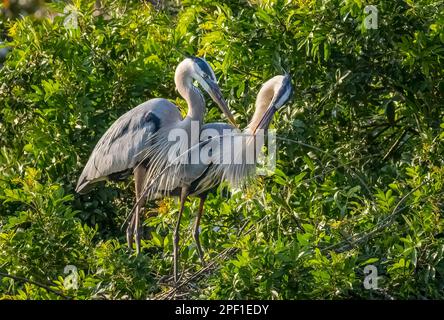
[{"x1": 0, "y1": 0, "x2": 443, "y2": 299}]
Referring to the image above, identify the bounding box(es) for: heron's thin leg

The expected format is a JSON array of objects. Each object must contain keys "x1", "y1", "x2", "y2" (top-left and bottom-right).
[
  {"x1": 134, "y1": 165, "x2": 147, "y2": 255},
  {"x1": 193, "y1": 193, "x2": 207, "y2": 266},
  {"x1": 174, "y1": 186, "x2": 189, "y2": 284},
  {"x1": 126, "y1": 211, "x2": 136, "y2": 250},
  {"x1": 134, "y1": 206, "x2": 141, "y2": 255}
]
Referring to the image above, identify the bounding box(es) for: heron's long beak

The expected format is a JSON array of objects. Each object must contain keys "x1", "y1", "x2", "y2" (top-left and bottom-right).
[
  {"x1": 205, "y1": 78, "x2": 238, "y2": 128},
  {"x1": 253, "y1": 102, "x2": 277, "y2": 135}
]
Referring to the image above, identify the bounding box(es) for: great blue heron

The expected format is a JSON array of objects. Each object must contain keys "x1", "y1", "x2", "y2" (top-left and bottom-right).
[
  {"x1": 75, "y1": 57, "x2": 237, "y2": 255},
  {"x1": 137, "y1": 75, "x2": 292, "y2": 281}
]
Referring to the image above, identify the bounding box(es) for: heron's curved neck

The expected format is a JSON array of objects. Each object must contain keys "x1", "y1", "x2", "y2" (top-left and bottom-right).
[
  {"x1": 176, "y1": 74, "x2": 205, "y2": 124},
  {"x1": 245, "y1": 84, "x2": 275, "y2": 134}
]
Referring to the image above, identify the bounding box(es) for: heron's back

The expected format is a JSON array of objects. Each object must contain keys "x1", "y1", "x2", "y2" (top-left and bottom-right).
[{"x1": 76, "y1": 98, "x2": 182, "y2": 194}]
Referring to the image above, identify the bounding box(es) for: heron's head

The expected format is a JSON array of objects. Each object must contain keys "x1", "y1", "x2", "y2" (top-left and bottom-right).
[
  {"x1": 253, "y1": 74, "x2": 293, "y2": 133},
  {"x1": 270, "y1": 74, "x2": 293, "y2": 109},
  {"x1": 180, "y1": 56, "x2": 237, "y2": 128}
]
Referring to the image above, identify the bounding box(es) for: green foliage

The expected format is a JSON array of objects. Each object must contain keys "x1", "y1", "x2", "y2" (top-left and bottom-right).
[{"x1": 0, "y1": 0, "x2": 443, "y2": 299}]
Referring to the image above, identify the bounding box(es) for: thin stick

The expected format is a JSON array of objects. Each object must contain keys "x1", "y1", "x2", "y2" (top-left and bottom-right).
[{"x1": 0, "y1": 272, "x2": 70, "y2": 299}]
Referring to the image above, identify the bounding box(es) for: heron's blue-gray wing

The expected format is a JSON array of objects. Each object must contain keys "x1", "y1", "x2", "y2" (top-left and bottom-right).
[{"x1": 76, "y1": 99, "x2": 182, "y2": 194}]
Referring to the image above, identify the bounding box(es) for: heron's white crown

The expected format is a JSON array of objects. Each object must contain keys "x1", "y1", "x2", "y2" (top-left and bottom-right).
[{"x1": 175, "y1": 57, "x2": 218, "y2": 93}]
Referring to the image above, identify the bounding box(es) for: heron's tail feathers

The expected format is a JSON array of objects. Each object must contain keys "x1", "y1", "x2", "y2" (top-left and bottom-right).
[{"x1": 75, "y1": 179, "x2": 94, "y2": 194}]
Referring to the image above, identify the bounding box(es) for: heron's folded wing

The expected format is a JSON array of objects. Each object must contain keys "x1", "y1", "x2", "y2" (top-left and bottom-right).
[{"x1": 76, "y1": 99, "x2": 182, "y2": 194}]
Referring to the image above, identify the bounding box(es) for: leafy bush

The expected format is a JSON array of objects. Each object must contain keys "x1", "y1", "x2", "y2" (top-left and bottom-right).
[{"x1": 0, "y1": 0, "x2": 443, "y2": 299}]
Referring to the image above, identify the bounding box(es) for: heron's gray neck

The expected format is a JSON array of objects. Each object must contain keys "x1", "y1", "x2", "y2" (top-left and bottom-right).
[{"x1": 177, "y1": 77, "x2": 205, "y2": 124}]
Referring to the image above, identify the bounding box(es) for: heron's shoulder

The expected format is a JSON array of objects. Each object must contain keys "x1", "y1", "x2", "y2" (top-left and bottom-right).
[
  {"x1": 201, "y1": 122, "x2": 236, "y2": 132},
  {"x1": 133, "y1": 98, "x2": 182, "y2": 119},
  {"x1": 135, "y1": 98, "x2": 176, "y2": 108}
]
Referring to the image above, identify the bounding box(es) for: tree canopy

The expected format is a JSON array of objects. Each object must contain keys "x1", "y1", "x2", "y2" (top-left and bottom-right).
[{"x1": 0, "y1": 0, "x2": 443, "y2": 299}]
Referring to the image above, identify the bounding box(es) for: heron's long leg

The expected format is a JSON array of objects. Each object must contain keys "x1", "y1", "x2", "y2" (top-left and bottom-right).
[
  {"x1": 193, "y1": 193, "x2": 207, "y2": 266},
  {"x1": 134, "y1": 206, "x2": 141, "y2": 254},
  {"x1": 174, "y1": 186, "x2": 189, "y2": 283},
  {"x1": 126, "y1": 211, "x2": 136, "y2": 250},
  {"x1": 133, "y1": 165, "x2": 147, "y2": 255}
]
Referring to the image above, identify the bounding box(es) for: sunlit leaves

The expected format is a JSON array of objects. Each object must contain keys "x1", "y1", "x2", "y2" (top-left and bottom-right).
[{"x1": 1, "y1": 0, "x2": 443, "y2": 300}]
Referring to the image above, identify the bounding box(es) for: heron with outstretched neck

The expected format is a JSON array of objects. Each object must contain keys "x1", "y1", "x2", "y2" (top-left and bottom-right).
[{"x1": 75, "y1": 57, "x2": 237, "y2": 256}]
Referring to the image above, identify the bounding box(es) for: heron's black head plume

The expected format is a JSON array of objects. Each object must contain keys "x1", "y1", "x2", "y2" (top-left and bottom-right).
[
  {"x1": 191, "y1": 56, "x2": 217, "y2": 81},
  {"x1": 273, "y1": 74, "x2": 293, "y2": 110}
]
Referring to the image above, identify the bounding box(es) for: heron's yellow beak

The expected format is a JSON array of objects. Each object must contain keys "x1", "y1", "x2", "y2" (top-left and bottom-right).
[{"x1": 204, "y1": 78, "x2": 238, "y2": 129}]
